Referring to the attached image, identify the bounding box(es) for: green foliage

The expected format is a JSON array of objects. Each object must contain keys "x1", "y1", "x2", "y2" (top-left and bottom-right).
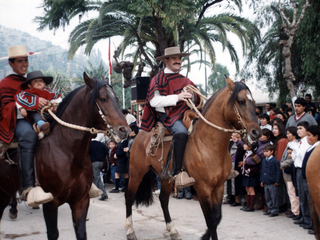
[
  {"x1": 208, "y1": 63, "x2": 229, "y2": 94},
  {"x1": 240, "y1": 1, "x2": 319, "y2": 103}
]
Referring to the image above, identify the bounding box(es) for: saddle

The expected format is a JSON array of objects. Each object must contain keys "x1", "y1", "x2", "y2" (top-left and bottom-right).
[{"x1": 148, "y1": 110, "x2": 199, "y2": 162}]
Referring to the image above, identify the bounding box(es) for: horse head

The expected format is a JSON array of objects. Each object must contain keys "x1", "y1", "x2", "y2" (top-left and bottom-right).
[
  {"x1": 83, "y1": 72, "x2": 130, "y2": 142},
  {"x1": 223, "y1": 75, "x2": 261, "y2": 142}
]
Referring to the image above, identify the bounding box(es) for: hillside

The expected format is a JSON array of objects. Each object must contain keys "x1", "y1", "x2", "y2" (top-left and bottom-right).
[{"x1": 0, "y1": 25, "x2": 106, "y2": 80}]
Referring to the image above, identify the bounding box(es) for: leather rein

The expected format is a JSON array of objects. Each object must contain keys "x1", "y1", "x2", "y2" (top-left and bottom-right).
[{"x1": 183, "y1": 85, "x2": 248, "y2": 139}]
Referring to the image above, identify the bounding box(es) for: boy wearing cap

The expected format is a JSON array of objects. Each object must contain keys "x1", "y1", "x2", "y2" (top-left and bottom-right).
[{"x1": 16, "y1": 71, "x2": 62, "y2": 135}]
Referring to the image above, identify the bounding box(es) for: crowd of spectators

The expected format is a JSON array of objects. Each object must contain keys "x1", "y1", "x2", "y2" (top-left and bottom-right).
[{"x1": 224, "y1": 95, "x2": 320, "y2": 236}]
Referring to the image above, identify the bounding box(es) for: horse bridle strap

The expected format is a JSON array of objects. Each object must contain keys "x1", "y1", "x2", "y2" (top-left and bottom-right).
[
  {"x1": 40, "y1": 102, "x2": 114, "y2": 137},
  {"x1": 183, "y1": 85, "x2": 247, "y2": 136}
]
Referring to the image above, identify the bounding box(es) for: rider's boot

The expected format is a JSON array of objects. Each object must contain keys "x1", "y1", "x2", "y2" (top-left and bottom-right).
[
  {"x1": 172, "y1": 133, "x2": 195, "y2": 188},
  {"x1": 18, "y1": 131, "x2": 53, "y2": 207}
]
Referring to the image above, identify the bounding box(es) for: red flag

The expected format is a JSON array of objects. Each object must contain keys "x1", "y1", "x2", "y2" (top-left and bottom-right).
[{"x1": 108, "y1": 37, "x2": 112, "y2": 75}]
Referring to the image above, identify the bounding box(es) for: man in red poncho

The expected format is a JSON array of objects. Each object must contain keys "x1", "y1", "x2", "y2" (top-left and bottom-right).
[
  {"x1": 0, "y1": 45, "x2": 53, "y2": 206},
  {"x1": 141, "y1": 46, "x2": 197, "y2": 188}
]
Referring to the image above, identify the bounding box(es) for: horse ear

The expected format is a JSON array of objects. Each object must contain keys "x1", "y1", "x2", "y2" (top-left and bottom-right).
[
  {"x1": 224, "y1": 74, "x2": 235, "y2": 91},
  {"x1": 83, "y1": 72, "x2": 94, "y2": 89}
]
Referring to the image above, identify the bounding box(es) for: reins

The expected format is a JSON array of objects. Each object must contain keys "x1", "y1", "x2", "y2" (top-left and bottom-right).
[
  {"x1": 183, "y1": 85, "x2": 247, "y2": 137},
  {"x1": 40, "y1": 101, "x2": 120, "y2": 142}
]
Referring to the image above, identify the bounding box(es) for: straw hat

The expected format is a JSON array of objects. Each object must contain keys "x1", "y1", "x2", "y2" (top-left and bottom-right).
[
  {"x1": 155, "y1": 46, "x2": 190, "y2": 61},
  {"x1": 8, "y1": 45, "x2": 29, "y2": 59},
  {"x1": 21, "y1": 71, "x2": 53, "y2": 88}
]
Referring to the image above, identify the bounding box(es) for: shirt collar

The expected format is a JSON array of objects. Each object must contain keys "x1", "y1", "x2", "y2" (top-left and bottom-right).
[
  {"x1": 266, "y1": 155, "x2": 273, "y2": 161},
  {"x1": 164, "y1": 67, "x2": 178, "y2": 74}
]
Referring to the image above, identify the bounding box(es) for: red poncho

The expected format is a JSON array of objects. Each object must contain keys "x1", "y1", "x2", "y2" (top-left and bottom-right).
[
  {"x1": 0, "y1": 74, "x2": 26, "y2": 143},
  {"x1": 141, "y1": 71, "x2": 196, "y2": 132}
]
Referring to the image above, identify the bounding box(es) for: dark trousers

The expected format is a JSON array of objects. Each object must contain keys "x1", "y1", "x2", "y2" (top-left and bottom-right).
[
  {"x1": 264, "y1": 183, "x2": 279, "y2": 214},
  {"x1": 27, "y1": 111, "x2": 44, "y2": 124},
  {"x1": 296, "y1": 168, "x2": 312, "y2": 225}
]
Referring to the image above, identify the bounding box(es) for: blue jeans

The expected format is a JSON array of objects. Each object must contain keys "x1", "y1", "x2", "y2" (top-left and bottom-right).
[
  {"x1": 165, "y1": 120, "x2": 188, "y2": 135},
  {"x1": 14, "y1": 119, "x2": 33, "y2": 140}
]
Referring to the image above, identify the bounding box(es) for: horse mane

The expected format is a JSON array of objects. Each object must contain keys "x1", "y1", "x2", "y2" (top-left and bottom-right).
[
  {"x1": 48, "y1": 79, "x2": 108, "y2": 128},
  {"x1": 202, "y1": 82, "x2": 250, "y2": 114}
]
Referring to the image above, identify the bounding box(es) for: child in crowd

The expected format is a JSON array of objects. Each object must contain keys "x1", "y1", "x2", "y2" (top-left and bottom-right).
[
  {"x1": 108, "y1": 140, "x2": 118, "y2": 188},
  {"x1": 298, "y1": 125, "x2": 320, "y2": 231},
  {"x1": 292, "y1": 121, "x2": 312, "y2": 227},
  {"x1": 259, "y1": 113, "x2": 272, "y2": 131},
  {"x1": 260, "y1": 144, "x2": 281, "y2": 217},
  {"x1": 15, "y1": 71, "x2": 62, "y2": 135},
  {"x1": 281, "y1": 127, "x2": 300, "y2": 219},
  {"x1": 239, "y1": 142, "x2": 259, "y2": 212}
]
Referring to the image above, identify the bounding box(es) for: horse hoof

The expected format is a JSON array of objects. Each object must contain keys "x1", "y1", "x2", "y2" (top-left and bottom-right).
[
  {"x1": 170, "y1": 233, "x2": 181, "y2": 240},
  {"x1": 9, "y1": 212, "x2": 17, "y2": 220},
  {"x1": 127, "y1": 232, "x2": 137, "y2": 240}
]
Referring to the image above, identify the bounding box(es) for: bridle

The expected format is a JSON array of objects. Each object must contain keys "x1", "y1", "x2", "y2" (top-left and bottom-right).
[
  {"x1": 183, "y1": 85, "x2": 248, "y2": 139},
  {"x1": 41, "y1": 85, "x2": 121, "y2": 142}
]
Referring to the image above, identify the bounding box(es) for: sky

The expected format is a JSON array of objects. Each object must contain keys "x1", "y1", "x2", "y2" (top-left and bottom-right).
[{"x1": 0, "y1": 0, "x2": 275, "y2": 103}]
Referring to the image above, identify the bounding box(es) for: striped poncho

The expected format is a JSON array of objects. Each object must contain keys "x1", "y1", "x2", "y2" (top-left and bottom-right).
[
  {"x1": 15, "y1": 88, "x2": 61, "y2": 120},
  {"x1": 141, "y1": 71, "x2": 197, "y2": 132},
  {"x1": 0, "y1": 74, "x2": 26, "y2": 143}
]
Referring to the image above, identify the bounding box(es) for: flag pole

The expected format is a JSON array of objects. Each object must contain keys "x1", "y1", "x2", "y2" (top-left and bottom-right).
[{"x1": 108, "y1": 37, "x2": 112, "y2": 85}]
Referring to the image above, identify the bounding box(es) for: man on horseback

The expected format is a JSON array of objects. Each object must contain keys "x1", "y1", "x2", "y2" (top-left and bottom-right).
[
  {"x1": 140, "y1": 46, "x2": 196, "y2": 188},
  {"x1": 0, "y1": 45, "x2": 53, "y2": 206}
]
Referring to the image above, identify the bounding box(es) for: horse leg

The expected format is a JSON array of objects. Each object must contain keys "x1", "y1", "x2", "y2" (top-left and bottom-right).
[
  {"x1": 196, "y1": 183, "x2": 224, "y2": 240},
  {"x1": 43, "y1": 202, "x2": 59, "y2": 240},
  {"x1": 125, "y1": 168, "x2": 151, "y2": 240},
  {"x1": 70, "y1": 197, "x2": 89, "y2": 240},
  {"x1": 160, "y1": 181, "x2": 180, "y2": 240},
  {"x1": 0, "y1": 192, "x2": 12, "y2": 239},
  {"x1": 9, "y1": 197, "x2": 18, "y2": 220}
]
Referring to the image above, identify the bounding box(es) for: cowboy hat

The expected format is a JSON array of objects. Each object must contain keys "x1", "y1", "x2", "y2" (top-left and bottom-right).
[
  {"x1": 155, "y1": 46, "x2": 190, "y2": 61},
  {"x1": 8, "y1": 45, "x2": 29, "y2": 59},
  {"x1": 21, "y1": 71, "x2": 53, "y2": 88}
]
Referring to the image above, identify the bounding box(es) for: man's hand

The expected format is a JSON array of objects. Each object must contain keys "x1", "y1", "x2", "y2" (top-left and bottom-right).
[
  {"x1": 261, "y1": 182, "x2": 264, "y2": 187},
  {"x1": 20, "y1": 108, "x2": 27, "y2": 117},
  {"x1": 177, "y1": 92, "x2": 192, "y2": 102},
  {"x1": 38, "y1": 97, "x2": 48, "y2": 108}
]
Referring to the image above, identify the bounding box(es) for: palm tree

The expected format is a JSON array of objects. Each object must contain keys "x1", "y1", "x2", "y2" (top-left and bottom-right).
[{"x1": 36, "y1": 0, "x2": 260, "y2": 78}]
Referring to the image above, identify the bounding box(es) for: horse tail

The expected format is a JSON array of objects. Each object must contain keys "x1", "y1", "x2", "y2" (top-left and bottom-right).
[
  {"x1": 134, "y1": 169, "x2": 155, "y2": 208},
  {"x1": 159, "y1": 141, "x2": 174, "y2": 181},
  {"x1": 309, "y1": 195, "x2": 320, "y2": 238}
]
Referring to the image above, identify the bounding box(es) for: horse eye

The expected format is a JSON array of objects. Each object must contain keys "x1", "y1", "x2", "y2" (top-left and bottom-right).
[
  {"x1": 100, "y1": 98, "x2": 107, "y2": 102},
  {"x1": 238, "y1": 100, "x2": 245, "y2": 105}
]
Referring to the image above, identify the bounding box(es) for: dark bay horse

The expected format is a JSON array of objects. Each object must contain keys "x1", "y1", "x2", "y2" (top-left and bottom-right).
[
  {"x1": 306, "y1": 144, "x2": 320, "y2": 239},
  {"x1": 0, "y1": 73, "x2": 130, "y2": 240},
  {"x1": 125, "y1": 77, "x2": 261, "y2": 240}
]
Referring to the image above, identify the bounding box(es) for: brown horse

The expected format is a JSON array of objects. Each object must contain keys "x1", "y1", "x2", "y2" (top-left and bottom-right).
[
  {"x1": 0, "y1": 73, "x2": 130, "y2": 240},
  {"x1": 125, "y1": 77, "x2": 261, "y2": 240},
  {"x1": 306, "y1": 144, "x2": 320, "y2": 239}
]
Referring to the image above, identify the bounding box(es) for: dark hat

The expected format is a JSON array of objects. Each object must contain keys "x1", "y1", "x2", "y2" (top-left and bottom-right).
[{"x1": 21, "y1": 71, "x2": 53, "y2": 88}]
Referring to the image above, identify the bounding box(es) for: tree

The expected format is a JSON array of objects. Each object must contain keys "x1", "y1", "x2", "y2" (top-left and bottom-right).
[
  {"x1": 36, "y1": 0, "x2": 260, "y2": 79},
  {"x1": 207, "y1": 63, "x2": 230, "y2": 94},
  {"x1": 240, "y1": 0, "x2": 318, "y2": 104},
  {"x1": 277, "y1": 0, "x2": 310, "y2": 102}
]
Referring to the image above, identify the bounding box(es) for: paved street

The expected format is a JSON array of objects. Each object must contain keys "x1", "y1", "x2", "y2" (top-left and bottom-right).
[{"x1": 0, "y1": 184, "x2": 315, "y2": 240}]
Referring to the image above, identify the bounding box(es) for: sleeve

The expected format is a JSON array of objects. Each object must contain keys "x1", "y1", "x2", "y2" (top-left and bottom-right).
[
  {"x1": 280, "y1": 158, "x2": 293, "y2": 168},
  {"x1": 245, "y1": 155, "x2": 256, "y2": 165},
  {"x1": 275, "y1": 160, "x2": 282, "y2": 183},
  {"x1": 116, "y1": 141, "x2": 128, "y2": 158},
  {"x1": 149, "y1": 90, "x2": 178, "y2": 108}
]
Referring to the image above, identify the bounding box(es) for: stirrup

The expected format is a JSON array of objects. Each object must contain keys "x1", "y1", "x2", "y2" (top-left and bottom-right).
[
  {"x1": 228, "y1": 170, "x2": 239, "y2": 180},
  {"x1": 20, "y1": 187, "x2": 33, "y2": 201},
  {"x1": 174, "y1": 171, "x2": 195, "y2": 188},
  {"x1": 89, "y1": 183, "x2": 103, "y2": 198}
]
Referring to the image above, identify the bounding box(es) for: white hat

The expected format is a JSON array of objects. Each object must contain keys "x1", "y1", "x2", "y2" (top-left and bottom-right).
[
  {"x1": 155, "y1": 46, "x2": 190, "y2": 61},
  {"x1": 8, "y1": 45, "x2": 29, "y2": 59}
]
